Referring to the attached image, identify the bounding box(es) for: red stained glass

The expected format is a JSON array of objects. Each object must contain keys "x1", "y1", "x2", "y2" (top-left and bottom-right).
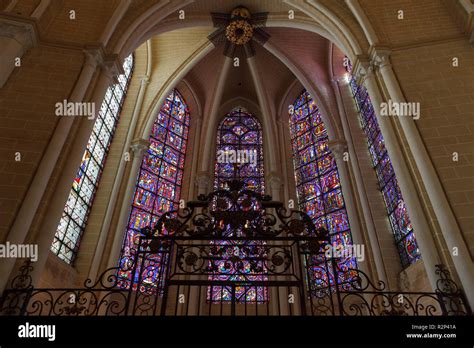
[
  {"x1": 138, "y1": 170, "x2": 158, "y2": 192},
  {"x1": 290, "y1": 90, "x2": 356, "y2": 291},
  {"x1": 211, "y1": 108, "x2": 266, "y2": 303},
  {"x1": 326, "y1": 211, "x2": 350, "y2": 233},
  {"x1": 323, "y1": 189, "x2": 344, "y2": 212},
  {"x1": 347, "y1": 56, "x2": 420, "y2": 267},
  {"x1": 119, "y1": 89, "x2": 190, "y2": 288}
]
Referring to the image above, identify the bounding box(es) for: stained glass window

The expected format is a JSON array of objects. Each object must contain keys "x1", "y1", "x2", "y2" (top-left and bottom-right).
[
  {"x1": 345, "y1": 59, "x2": 421, "y2": 267},
  {"x1": 289, "y1": 91, "x2": 357, "y2": 292},
  {"x1": 51, "y1": 54, "x2": 134, "y2": 264},
  {"x1": 210, "y1": 108, "x2": 266, "y2": 303},
  {"x1": 117, "y1": 89, "x2": 190, "y2": 289}
]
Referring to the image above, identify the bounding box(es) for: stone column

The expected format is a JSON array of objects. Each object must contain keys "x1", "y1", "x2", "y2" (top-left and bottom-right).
[
  {"x1": 0, "y1": 47, "x2": 106, "y2": 294},
  {"x1": 328, "y1": 140, "x2": 369, "y2": 273},
  {"x1": 0, "y1": 18, "x2": 37, "y2": 87},
  {"x1": 199, "y1": 57, "x2": 232, "y2": 173},
  {"x1": 372, "y1": 47, "x2": 474, "y2": 307},
  {"x1": 267, "y1": 172, "x2": 282, "y2": 200},
  {"x1": 195, "y1": 172, "x2": 212, "y2": 196},
  {"x1": 331, "y1": 77, "x2": 389, "y2": 286},
  {"x1": 31, "y1": 0, "x2": 51, "y2": 19},
  {"x1": 353, "y1": 57, "x2": 442, "y2": 291},
  {"x1": 4, "y1": 0, "x2": 18, "y2": 11},
  {"x1": 88, "y1": 76, "x2": 150, "y2": 282},
  {"x1": 247, "y1": 56, "x2": 279, "y2": 174},
  {"x1": 187, "y1": 117, "x2": 203, "y2": 201},
  {"x1": 106, "y1": 138, "x2": 149, "y2": 269},
  {"x1": 27, "y1": 53, "x2": 121, "y2": 287}
]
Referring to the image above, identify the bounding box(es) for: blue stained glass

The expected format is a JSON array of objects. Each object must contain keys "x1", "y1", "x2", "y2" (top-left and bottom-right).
[
  {"x1": 323, "y1": 189, "x2": 344, "y2": 212},
  {"x1": 298, "y1": 179, "x2": 322, "y2": 201},
  {"x1": 52, "y1": 54, "x2": 134, "y2": 264},
  {"x1": 345, "y1": 57, "x2": 420, "y2": 267},
  {"x1": 163, "y1": 147, "x2": 180, "y2": 166},
  {"x1": 326, "y1": 211, "x2": 350, "y2": 233},
  {"x1": 317, "y1": 154, "x2": 336, "y2": 175},
  {"x1": 211, "y1": 108, "x2": 266, "y2": 303},
  {"x1": 128, "y1": 208, "x2": 151, "y2": 230},
  {"x1": 320, "y1": 170, "x2": 340, "y2": 193},
  {"x1": 138, "y1": 171, "x2": 158, "y2": 192},
  {"x1": 118, "y1": 89, "x2": 190, "y2": 289},
  {"x1": 289, "y1": 90, "x2": 356, "y2": 291}
]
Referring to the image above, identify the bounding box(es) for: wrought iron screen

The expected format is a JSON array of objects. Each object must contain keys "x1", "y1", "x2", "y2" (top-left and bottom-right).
[{"x1": 0, "y1": 182, "x2": 471, "y2": 316}]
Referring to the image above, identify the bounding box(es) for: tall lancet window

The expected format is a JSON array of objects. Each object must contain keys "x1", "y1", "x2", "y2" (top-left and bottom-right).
[
  {"x1": 211, "y1": 108, "x2": 266, "y2": 303},
  {"x1": 51, "y1": 54, "x2": 134, "y2": 264},
  {"x1": 214, "y1": 108, "x2": 265, "y2": 193},
  {"x1": 289, "y1": 91, "x2": 357, "y2": 290},
  {"x1": 117, "y1": 89, "x2": 190, "y2": 289},
  {"x1": 345, "y1": 59, "x2": 421, "y2": 267}
]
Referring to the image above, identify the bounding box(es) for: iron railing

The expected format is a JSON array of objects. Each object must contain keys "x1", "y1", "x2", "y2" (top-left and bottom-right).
[{"x1": 1, "y1": 183, "x2": 470, "y2": 316}]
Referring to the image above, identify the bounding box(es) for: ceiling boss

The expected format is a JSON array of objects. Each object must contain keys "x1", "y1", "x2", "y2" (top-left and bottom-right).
[
  {"x1": 208, "y1": 6, "x2": 270, "y2": 57},
  {"x1": 225, "y1": 7, "x2": 253, "y2": 45}
]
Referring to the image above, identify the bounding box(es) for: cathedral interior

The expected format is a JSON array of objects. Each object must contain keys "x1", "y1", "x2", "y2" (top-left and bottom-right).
[{"x1": 0, "y1": 1, "x2": 473, "y2": 335}]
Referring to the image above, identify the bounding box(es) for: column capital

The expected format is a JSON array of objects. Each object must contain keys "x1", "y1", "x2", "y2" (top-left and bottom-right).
[
  {"x1": 351, "y1": 54, "x2": 374, "y2": 85},
  {"x1": 0, "y1": 17, "x2": 37, "y2": 51},
  {"x1": 102, "y1": 53, "x2": 124, "y2": 83},
  {"x1": 83, "y1": 45, "x2": 124, "y2": 83},
  {"x1": 83, "y1": 45, "x2": 106, "y2": 70},
  {"x1": 328, "y1": 140, "x2": 348, "y2": 160},
  {"x1": 267, "y1": 172, "x2": 282, "y2": 187},
  {"x1": 130, "y1": 138, "x2": 149, "y2": 156},
  {"x1": 331, "y1": 75, "x2": 350, "y2": 86},
  {"x1": 195, "y1": 172, "x2": 212, "y2": 193},
  {"x1": 139, "y1": 75, "x2": 150, "y2": 85},
  {"x1": 195, "y1": 116, "x2": 204, "y2": 126},
  {"x1": 369, "y1": 46, "x2": 392, "y2": 70}
]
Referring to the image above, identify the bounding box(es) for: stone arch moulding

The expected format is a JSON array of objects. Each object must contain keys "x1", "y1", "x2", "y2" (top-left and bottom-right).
[
  {"x1": 111, "y1": 15, "x2": 367, "y2": 142},
  {"x1": 277, "y1": 79, "x2": 301, "y2": 121},
  {"x1": 262, "y1": 40, "x2": 341, "y2": 140},
  {"x1": 218, "y1": 97, "x2": 262, "y2": 119},
  {"x1": 137, "y1": 40, "x2": 214, "y2": 140},
  {"x1": 110, "y1": 0, "x2": 369, "y2": 68},
  {"x1": 180, "y1": 78, "x2": 203, "y2": 119}
]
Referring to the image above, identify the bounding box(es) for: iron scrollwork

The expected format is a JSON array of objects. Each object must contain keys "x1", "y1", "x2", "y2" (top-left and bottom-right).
[{"x1": 0, "y1": 182, "x2": 471, "y2": 316}]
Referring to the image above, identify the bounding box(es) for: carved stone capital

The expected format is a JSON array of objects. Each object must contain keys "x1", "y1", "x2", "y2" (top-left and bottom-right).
[
  {"x1": 130, "y1": 138, "x2": 149, "y2": 157},
  {"x1": 195, "y1": 172, "x2": 212, "y2": 194},
  {"x1": 83, "y1": 45, "x2": 106, "y2": 70},
  {"x1": 328, "y1": 140, "x2": 348, "y2": 160},
  {"x1": 331, "y1": 75, "x2": 349, "y2": 86},
  {"x1": 0, "y1": 18, "x2": 37, "y2": 51},
  {"x1": 352, "y1": 55, "x2": 373, "y2": 85},
  {"x1": 195, "y1": 116, "x2": 203, "y2": 127},
  {"x1": 267, "y1": 172, "x2": 282, "y2": 190},
  {"x1": 369, "y1": 46, "x2": 392, "y2": 70},
  {"x1": 102, "y1": 54, "x2": 124, "y2": 84},
  {"x1": 83, "y1": 45, "x2": 124, "y2": 83},
  {"x1": 139, "y1": 75, "x2": 150, "y2": 86}
]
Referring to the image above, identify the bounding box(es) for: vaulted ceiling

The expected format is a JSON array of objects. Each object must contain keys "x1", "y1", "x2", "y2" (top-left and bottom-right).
[{"x1": 179, "y1": 15, "x2": 342, "y2": 126}]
